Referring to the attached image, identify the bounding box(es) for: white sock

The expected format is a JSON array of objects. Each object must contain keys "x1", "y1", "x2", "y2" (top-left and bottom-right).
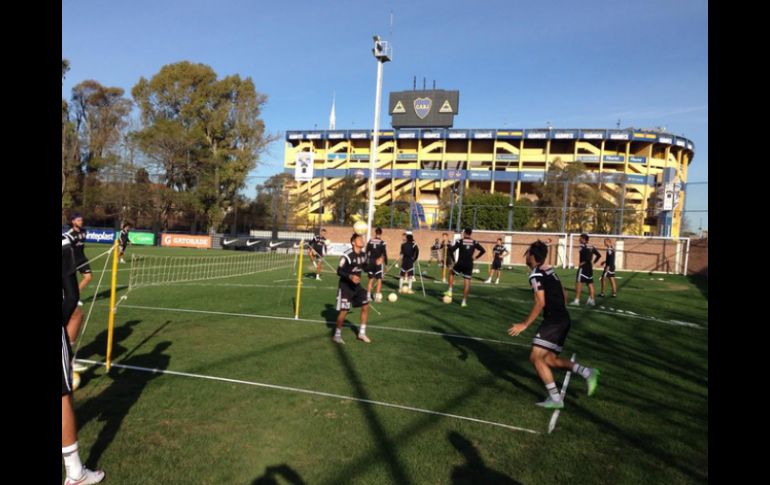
[
  {"x1": 62, "y1": 442, "x2": 84, "y2": 480},
  {"x1": 408, "y1": 278, "x2": 413, "y2": 289},
  {"x1": 545, "y1": 382, "x2": 562, "y2": 402},
  {"x1": 359, "y1": 325, "x2": 366, "y2": 335},
  {"x1": 495, "y1": 279, "x2": 499, "y2": 284},
  {"x1": 399, "y1": 277, "x2": 404, "y2": 289},
  {"x1": 335, "y1": 328, "x2": 342, "y2": 337},
  {"x1": 572, "y1": 364, "x2": 592, "y2": 379}
]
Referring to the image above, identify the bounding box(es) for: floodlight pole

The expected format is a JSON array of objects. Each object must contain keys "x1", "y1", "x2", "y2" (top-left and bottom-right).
[{"x1": 367, "y1": 36, "x2": 391, "y2": 241}]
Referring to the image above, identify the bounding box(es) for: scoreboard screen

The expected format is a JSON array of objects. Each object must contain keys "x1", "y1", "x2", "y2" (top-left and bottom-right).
[{"x1": 389, "y1": 89, "x2": 460, "y2": 128}]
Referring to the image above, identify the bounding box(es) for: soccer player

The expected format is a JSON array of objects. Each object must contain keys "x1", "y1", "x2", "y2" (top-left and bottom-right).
[
  {"x1": 366, "y1": 227, "x2": 388, "y2": 302},
  {"x1": 508, "y1": 240, "x2": 600, "y2": 409},
  {"x1": 333, "y1": 233, "x2": 371, "y2": 344},
  {"x1": 308, "y1": 228, "x2": 328, "y2": 280},
  {"x1": 572, "y1": 233, "x2": 601, "y2": 306},
  {"x1": 599, "y1": 238, "x2": 618, "y2": 298},
  {"x1": 399, "y1": 231, "x2": 420, "y2": 294},
  {"x1": 428, "y1": 238, "x2": 442, "y2": 273},
  {"x1": 118, "y1": 222, "x2": 132, "y2": 263},
  {"x1": 444, "y1": 228, "x2": 486, "y2": 307},
  {"x1": 62, "y1": 235, "x2": 106, "y2": 484},
  {"x1": 485, "y1": 238, "x2": 509, "y2": 284},
  {"x1": 63, "y1": 214, "x2": 91, "y2": 372},
  {"x1": 439, "y1": 232, "x2": 455, "y2": 283}
]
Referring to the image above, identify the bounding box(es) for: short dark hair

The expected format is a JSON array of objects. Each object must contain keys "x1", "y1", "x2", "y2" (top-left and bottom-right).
[
  {"x1": 321, "y1": 228, "x2": 327, "y2": 233},
  {"x1": 580, "y1": 233, "x2": 589, "y2": 241},
  {"x1": 497, "y1": 237, "x2": 502, "y2": 242},
  {"x1": 464, "y1": 228, "x2": 472, "y2": 236},
  {"x1": 375, "y1": 227, "x2": 382, "y2": 235},
  {"x1": 350, "y1": 233, "x2": 362, "y2": 244},
  {"x1": 69, "y1": 212, "x2": 82, "y2": 221},
  {"x1": 442, "y1": 232, "x2": 448, "y2": 236},
  {"x1": 527, "y1": 240, "x2": 548, "y2": 263},
  {"x1": 122, "y1": 222, "x2": 132, "y2": 229},
  {"x1": 406, "y1": 234, "x2": 414, "y2": 243}
]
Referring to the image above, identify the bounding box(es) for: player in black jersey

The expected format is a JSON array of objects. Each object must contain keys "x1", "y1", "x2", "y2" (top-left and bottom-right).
[
  {"x1": 62, "y1": 235, "x2": 106, "y2": 485},
  {"x1": 63, "y1": 214, "x2": 91, "y2": 372},
  {"x1": 427, "y1": 238, "x2": 441, "y2": 275},
  {"x1": 508, "y1": 240, "x2": 600, "y2": 409},
  {"x1": 439, "y1": 232, "x2": 454, "y2": 283},
  {"x1": 399, "y1": 232, "x2": 420, "y2": 294},
  {"x1": 308, "y1": 228, "x2": 328, "y2": 280},
  {"x1": 333, "y1": 233, "x2": 371, "y2": 344},
  {"x1": 572, "y1": 233, "x2": 601, "y2": 306},
  {"x1": 365, "y1": 227, "x2": 388, "y2": 302},
  {"x1": 484, "y1": 238, "x2": 509, "y2": 285},
  {"x1": 599, "y1": 238, "x2": 618, "y2": 298},
  {"x1": 444, "y1": 228, "x2": 486, "y2": 307},
  {"x1": 118, "y1": 222, "x2": 132, "y2": 263}
]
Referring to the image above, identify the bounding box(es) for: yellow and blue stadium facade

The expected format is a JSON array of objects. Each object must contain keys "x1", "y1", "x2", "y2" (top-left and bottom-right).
[{"x1": 283, "y1": 127, "x2": 694, "y2": 237}]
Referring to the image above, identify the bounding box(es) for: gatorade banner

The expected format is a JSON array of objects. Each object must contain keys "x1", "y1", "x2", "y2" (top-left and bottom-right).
[{"x1": 161, "y1": 233, "x2": 212, "y2": 248}]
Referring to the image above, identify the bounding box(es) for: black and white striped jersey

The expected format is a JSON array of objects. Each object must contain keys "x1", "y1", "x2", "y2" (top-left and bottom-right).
[{"x1": 529, "y1": 264, "x2": 569, "y2": 321}]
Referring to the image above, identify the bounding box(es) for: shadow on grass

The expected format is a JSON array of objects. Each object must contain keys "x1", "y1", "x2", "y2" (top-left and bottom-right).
[
  {"x1": 78, "y1": 341, "x2": 172, "y2": 469},
  {"x1": 449, "y1": 432, "x2": 521, "y2": 485},
  {"x1": 686, "y1": 274, "x2": 708, "y2": 300},
  {"x1": 252, "y1": 464, "x2": 306, "y2": 485}
]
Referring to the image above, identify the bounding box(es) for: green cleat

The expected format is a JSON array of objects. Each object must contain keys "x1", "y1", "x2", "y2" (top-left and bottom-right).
[
  {"x1": 535, "y1": 397, "x2": 564, "y2": 409},
  {"x1": 587, "y1": 368, "x2": 600, "y2": 396}
]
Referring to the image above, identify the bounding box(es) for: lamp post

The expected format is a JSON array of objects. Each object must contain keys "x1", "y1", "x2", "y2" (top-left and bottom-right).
[{"x1": 366, "y1": 35, "x2": 392, "y2": 241}]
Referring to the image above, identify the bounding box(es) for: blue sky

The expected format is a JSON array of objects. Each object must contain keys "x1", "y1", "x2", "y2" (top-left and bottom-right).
[{"x1": 63, "y1": 0, "x2": 708, "y2": 229}]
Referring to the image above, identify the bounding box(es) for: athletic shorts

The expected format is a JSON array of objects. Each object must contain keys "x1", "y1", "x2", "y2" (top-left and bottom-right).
[
  {"x1": 576, "y1": 267, "x2": 594, "y2": 283},
  {"x1": 602, "y1": 265, "x2": 615, "y2": 278},
  {"x1": 452, "y1": 263, "x2": 473, "y2": 280},
  {"x1": 367, "y1": 262, "x2": 384, "y2": 279},
  {"x1": 492, "y1": 259, "x2": 502, "y2": 271},
  {"x1": 62, "y1": 325, "x2": 73, "y2": 396},
  {"x1": 119, "y1": 243, "x2": 128, "y2": 252},
  {"x1": 78, "y1": 262, "x2": 91, "y2": 275},
  {"x1": 400, "y1": 260, "x2": 414, "y2": 276},
  {"x1": 532, "y1": 318, "x2": 571, "y2": 355},
  {"x1": 336, "y1": 283, "x2": 369, "y2": 311}
]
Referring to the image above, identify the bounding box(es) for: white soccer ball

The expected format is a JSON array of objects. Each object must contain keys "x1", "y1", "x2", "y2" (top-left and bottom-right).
[
  {"x1": 353, "y1": 220, "x2": 368, "y2": 236},
  {"x1": 542, "y1": 222, "x2": 548, "y2": 229},
  {"x1": 442, "y1": 295, "x2": 452, "y2": 304},
  {"x1": 388, "y1": 293, "x2": 398, "y2": 302}
]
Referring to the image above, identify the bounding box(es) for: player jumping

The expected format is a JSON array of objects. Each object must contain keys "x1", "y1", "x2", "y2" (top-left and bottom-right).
[{"x1": 508, "y1": 240, "x2": 600, "y2": 409}]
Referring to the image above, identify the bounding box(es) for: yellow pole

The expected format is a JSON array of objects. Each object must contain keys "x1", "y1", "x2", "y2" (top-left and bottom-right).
[
  {"x1": 442, "y1": 242, "x2": 448, "y2": 282},
  {"x1": 294, "y1": 239, "x2": 304, "y2": 319},
  {"x1": 105, "y1": 239, "x2": 120, "y2": 371}
]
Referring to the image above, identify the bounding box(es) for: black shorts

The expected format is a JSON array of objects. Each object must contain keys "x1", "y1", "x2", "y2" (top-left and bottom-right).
[
  {"x1": 62, "y1": 325, "x2": 73, "y2": 396},
  {"x1": 78, "y1": 263, "x2": 91, "y2": 275},
  {"x1": 576, "y1": 267, "x2": 594, "y2": 283},
  {"x1": 602, "y1": 265, "x2": 615, "y2": 278},
  {"x1": 119, "y1": 243, "x2": 128, "y2": 252},
  {"x1": 492, "y1": 259, "x2": 502, "y2": 270},
  {"x1": 452, "y1": 263, "x2": 473, "y2": 280},
  {"x1": 367, "y1": 262, "x2": 384, "y2": 279},
  {"x1": 532, "y1": 318, "x2": 571, "y2": 354},
  {"x1": 400, "y1": 260, "x2": 414, "y2": 276},
  {"x1": 336, "y1": 283, "x2": 369, "y2": 311}
]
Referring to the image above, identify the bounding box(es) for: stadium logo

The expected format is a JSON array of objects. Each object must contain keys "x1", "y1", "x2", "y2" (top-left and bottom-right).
[{"x1": 413, "y1": 97, "x2": 432, "y2": 119}]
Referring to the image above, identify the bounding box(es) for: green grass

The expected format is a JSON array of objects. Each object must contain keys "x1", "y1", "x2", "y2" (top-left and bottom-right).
[{"x1": 69, "y1": 246, "x2": 708, "y2": 484}]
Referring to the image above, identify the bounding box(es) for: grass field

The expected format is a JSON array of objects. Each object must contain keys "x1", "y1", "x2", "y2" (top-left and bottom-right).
[{"x1": 68, "y1": 245, "x2": 708, "y2": 484}]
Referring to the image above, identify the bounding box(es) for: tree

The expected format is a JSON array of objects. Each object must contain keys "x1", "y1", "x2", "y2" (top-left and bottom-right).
[
  {"x1": 328, "y1": 177, "x2": 366, "y2": 225},
  {"x1": 131, "y1": 61, "x2": 274, "y2": 232},
  {"x1": 440, "y1": 188, "x2": 530, "y2": 230}
]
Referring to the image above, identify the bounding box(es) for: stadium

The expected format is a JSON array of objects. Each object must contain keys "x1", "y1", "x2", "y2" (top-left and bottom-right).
[{"x1": 283, "y1": 89, "x2": 695, "y2": 238}]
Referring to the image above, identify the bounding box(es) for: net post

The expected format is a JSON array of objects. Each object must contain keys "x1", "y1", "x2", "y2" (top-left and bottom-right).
[{"x1": 105, "y1": 239, "x2": 120, "y2": 371}]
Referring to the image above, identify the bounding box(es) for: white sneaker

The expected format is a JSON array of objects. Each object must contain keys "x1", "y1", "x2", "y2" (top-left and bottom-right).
[
  {"x1": 535, "y1": 397, "x2": 564, "y2": 409},
  {"x1": 484, "y1": 278, "x2": 491, "y2": 284},
  {"x1": 120, "y1": 258, "x2": 125, "y2": 263},
  {"x1": 587, "y1": 298, "x2": 596, "y2": 306},
  {"x1": 77, "y1": 300, "x2": 84, "y2": 307},
  {"x1": 375, "y1": 293, "x2": 383, "y2": 303},
  {"x1": 357, "y1": 334, "x2": 371, "y2": 343},
  {"x1": 570, "y1": 299, "x2": 580, "y2": 306},
  {"x1": 64, "y1": 468, "x2": 105, "y2": 485},
  {"x1": 495, "y1": 280, "x2": 500, "y2": 285},
  {"x1": 332, "y1": 335, "x2": 345, "y2": 345},
  {"x1": 407, "y1": 289, "x2": 415, "y2": 294},
  {"x1": 316, "y1": 275, "x2": 321, "y2": 280}
]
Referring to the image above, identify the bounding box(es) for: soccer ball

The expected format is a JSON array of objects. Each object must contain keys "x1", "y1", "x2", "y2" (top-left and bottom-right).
[
  {"x1": 388, "y1": 293, "x2": 398, "y2": 302},
  {"x1": 72, "y1": 371, "x2": 81, "y2": 391},
  {"x1": 442, "y1": 295, "x2": 452, "y2": 304},
  {"x1": 353, "y1": 220, "x2": 368, "y2": 236}
]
